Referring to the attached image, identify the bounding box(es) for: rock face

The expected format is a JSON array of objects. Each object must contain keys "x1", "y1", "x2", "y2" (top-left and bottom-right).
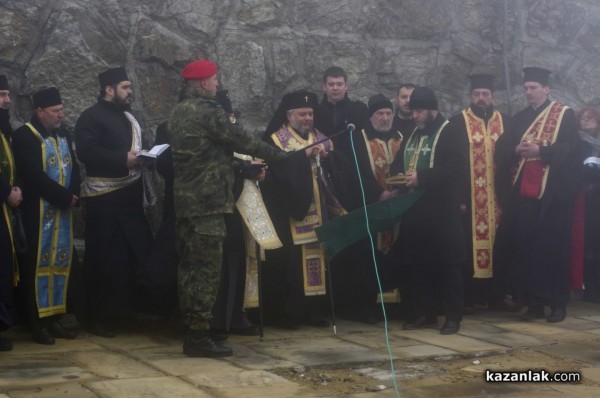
[{"x1": 2, "y1": 0, "x2": 600, "y2": 134}]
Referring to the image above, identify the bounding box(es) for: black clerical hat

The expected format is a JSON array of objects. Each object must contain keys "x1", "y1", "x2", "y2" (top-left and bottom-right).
[
  {"x1": 263, "y1": 89, "x2": 318, "y2": 139},
  {"x1": 98, "y1": 67, "x2": 129, "y2": 88},
  {"x1": 281, "y1": 90, "x2": 318, "y2": 112},
  {"x1": 408, "y1": 86, "x2": 438, "y2": 110},
  {"x1": 33, "y1": 87, "x2": 62, "y2": 109},
  {"x1": 0, "y1": 75, "x2": 8, "y2": 91},
  {"x1": 469, "y1": 74, "x2": 494, "y2": 91},
  {"x1": 368, "y1": 94, "x2": 393, "y2": 117},
  {"x1": 523, "y1": 67, "x2": 551, "y2": 85}
]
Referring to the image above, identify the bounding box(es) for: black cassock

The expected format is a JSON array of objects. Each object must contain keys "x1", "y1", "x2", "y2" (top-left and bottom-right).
[
  {"x1": 493, "y1": 99, "x2": 580, "y2": 305},
  {"x1": 75, "y1": 100, "x2": 153, "y2": 320}
]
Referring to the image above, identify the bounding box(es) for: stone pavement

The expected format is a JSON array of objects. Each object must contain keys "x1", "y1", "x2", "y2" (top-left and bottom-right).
[{"x1": 1, "y1": 301, "x2": 600, "y2": 397}]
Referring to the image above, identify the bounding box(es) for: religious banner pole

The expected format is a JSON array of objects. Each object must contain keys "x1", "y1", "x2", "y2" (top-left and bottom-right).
[{"x1": 255, "y1": 240, "x2": 265, "y2": 340}]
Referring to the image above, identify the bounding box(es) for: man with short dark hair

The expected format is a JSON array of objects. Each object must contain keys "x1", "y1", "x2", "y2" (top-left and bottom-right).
[
  {"x1": 75, "y1": 67, "x2": 153, "y2": 338},
  {"x1": 392, "y1": 84, "x2": 416, "y2": 136},
  {"x1": 315, "y1": 66, "x2": 368, "y2": 159},
  {"x1": 447, "y1": 74, "x2": 506, "y2": 311},
  {"x1": 0, "y1": 74, "x2": 21, "y2": 351},
  {"x1": 13, "y1": 87, "x2": 80, "y2": 345},
  {"x1": 494, "y1": 67, "x2": 580, "y2": 323},
  {"x1": 389, "y1": 86, "x2": 469, "y2": 334}
]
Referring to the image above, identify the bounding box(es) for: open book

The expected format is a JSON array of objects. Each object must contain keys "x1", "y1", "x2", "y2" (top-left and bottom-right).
[{"x1": 137, "y1": 143, "x2": 170, "y2": 159}]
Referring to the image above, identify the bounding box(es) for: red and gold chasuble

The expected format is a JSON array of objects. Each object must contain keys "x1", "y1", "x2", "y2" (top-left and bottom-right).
[
  {"x1": 511, "y1": 101, "x2": 568, "y2": 199},
  {"x1": 463, "y1": 108, "x2": 503, "y2": 278},
  {"x1": 271, "y1": 125, "x2": 345, "y2": 296},
  {"x1": 361, "y1": 129, "x2": 403, "y2": 253}
]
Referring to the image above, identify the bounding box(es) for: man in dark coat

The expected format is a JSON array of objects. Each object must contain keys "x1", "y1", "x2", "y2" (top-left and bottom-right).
[
  {"x1": 493, "y1": 67, "x2": 580, "y2": 323},
  {"x1": 75, "y1": 67, "x2": 153, "y2": 337},
  {"x1": 0, "y1": 75, "x2": 22, "y2": 351},
  {"x1": 389, "y1": 86, "x2": 469, "y2": 334},
  {"x1": 315, "y1": 66, "x2": 369, "y2": 162},
  {"x1": 13, "y1": 87, "x2": 80, "y2": 345},
  {"x1": 447, "y1": 74, "x2": 506, "y2": 311},
  {"x1": 392, "y1": 84, "x2": 416, "y2": 137}
]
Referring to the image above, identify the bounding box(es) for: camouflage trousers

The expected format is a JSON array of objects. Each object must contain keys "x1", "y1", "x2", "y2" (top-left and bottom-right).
[{"x1": 176, "y1": 215, "x2": 226, "y2": 331}]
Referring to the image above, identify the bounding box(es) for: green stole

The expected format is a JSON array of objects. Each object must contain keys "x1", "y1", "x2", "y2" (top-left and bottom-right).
[
  {"x1": 26, "y1": 123, "x2": 74, "y2": 318},
  {"x1": 403, "y1": 121, "x2": 449, "y2": 173}
]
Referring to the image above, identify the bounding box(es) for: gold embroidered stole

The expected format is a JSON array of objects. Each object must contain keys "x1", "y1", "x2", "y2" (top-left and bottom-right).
[
  {"x1": 270, "y1": 125, "x2": 335, "y2": 295},
  {"x1": 361, "y1": 129, "x2": 402, "y2": 254},
  {"x1": 0, "y1": 132, "x2": 19, "y2": 285},
  {"x1": 463, "y1": 108, "x2": 503, "y2": 278},
  {"x1": 511, "y1": 101, "x2": 568, "y2": 198},
  {"x1": 233, "y1": 153, "x2": 282, "y2": 308}
]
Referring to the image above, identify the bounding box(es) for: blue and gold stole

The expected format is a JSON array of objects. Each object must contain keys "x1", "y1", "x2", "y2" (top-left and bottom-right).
[{"x1": 26, "y1": 123, "x2": 73, "y2": 318}]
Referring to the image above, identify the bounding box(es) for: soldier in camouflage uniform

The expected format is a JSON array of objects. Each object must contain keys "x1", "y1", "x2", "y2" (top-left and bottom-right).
[{"x1": 168, "y1": 60, "x2": 286, "y2": 358}]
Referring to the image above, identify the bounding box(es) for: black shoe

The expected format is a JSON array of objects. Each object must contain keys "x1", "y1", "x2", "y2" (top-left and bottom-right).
[
  {"x1": 33, "y1": 327, "x2": 55, "y2": 345},
  {"x1": 0, "y1": 337, "x2": 13, "y2": 351},
  {"x1": 403, "y1": 316, "x2": 437, "y2": 330},
  {"x1": 547, "y1": 307, "x2": 566, "y2": 323},
  {"x1": 519, "y1": 306, "x2": 545, "y2": 322},
  {"x1": 183, "y1": 331, "x2": 233, "y2": 358},
  {"x1": 48, "y1": 320, "x2": 77, "y2": 339},
  {"x1": 440, "y1": 320, "x2": 460, "y2": 334},
  {"x1": 87, "y1": 321, "x2": 115, "y2": 338}
]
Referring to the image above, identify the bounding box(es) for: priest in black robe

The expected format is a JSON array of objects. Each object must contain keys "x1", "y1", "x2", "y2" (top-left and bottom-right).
[
  {"x1": 261, "y1": 90, "x2": 351, "y2": 329},
  {"x1": 389, "y1": 86, "x2": 469, "y2": 334},
  {"x1": 75, "y1": 67, "x2": 153, "y2": 337},
  {"x1": 493, "y1": 67, "x2": 580, "y2": 323}
]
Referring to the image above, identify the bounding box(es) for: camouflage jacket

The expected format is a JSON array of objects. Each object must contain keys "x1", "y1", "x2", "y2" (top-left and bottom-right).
[{"x1": 169, "y1": 86, "x2": 285, "y2": 219}]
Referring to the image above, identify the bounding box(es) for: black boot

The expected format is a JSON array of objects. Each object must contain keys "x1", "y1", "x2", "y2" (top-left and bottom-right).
[
  {"x1": 183, "y1": 330, "x2": 233, "y2": 358},
  {"x1": 32, "y1": 319, "x2": 55, "y2": 345},
  {"x1": 48, "y1": 319, "x2": 77, "y2": 339},
  {"x1": 547, "y1": 306, "x2": 566, "y2": 323}
]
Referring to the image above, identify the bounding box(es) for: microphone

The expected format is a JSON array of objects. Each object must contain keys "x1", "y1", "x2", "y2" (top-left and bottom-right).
[{"x1": 346, "y1": 123, "x2": 356, "y2": 133}]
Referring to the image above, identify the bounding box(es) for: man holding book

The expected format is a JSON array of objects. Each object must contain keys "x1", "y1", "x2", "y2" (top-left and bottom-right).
[{"x1": 75, "y1": 67, "x2": 154, "y2": 338}]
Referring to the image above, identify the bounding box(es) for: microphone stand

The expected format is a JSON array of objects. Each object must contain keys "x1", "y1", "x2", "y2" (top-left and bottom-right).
[
  {"x1": 314, "y1": 153, "x2": 337, "y2": 336},
  {"x1": 286, "y1": 126, "x2": 355, "y2": 158}
]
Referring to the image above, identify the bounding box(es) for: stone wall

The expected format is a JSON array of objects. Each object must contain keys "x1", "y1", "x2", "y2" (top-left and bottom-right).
[{"x1": 2, "y1": 0, "x2": 600, "y2": 134}]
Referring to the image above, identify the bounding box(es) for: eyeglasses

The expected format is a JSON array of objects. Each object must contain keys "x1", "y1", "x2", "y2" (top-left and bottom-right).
[{"x1": 581, "y1": 117, "x2": 596, "y2": 122}]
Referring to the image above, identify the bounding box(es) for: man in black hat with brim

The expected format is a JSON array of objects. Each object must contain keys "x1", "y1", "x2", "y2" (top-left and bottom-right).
[
  {"x1": 493, "y1": 67, "x2": 580, "y2": 323},
  {"x1": 446, "y1": 73, "x2": 507, "y2": 313},
  {"x1": 388, "y1": 86, "x2": 469, "y2": 334},
  {"x1": 13, "y1": 87, "x2": 81, "y2": 345},
  {"x1": 75, "y1": 67, "x2": 153, "y2": 337},
  {"x1": 0, "y1": 75, "x2": 22, "y2": 351}
]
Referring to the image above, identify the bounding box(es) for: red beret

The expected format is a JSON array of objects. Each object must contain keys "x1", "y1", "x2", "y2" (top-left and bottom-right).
[{"x1": 181, "y1": 60, "x2": 218, "y2": 80}]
